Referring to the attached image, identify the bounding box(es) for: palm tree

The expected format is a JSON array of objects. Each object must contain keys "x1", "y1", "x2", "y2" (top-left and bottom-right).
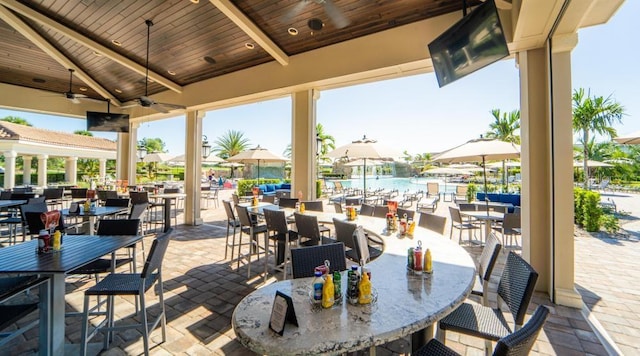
[
  {"x1": 74, "y1": 130, "x2": 93, "y2": 136},
  {"x1": 572, "y1": 88, "x2": 625, "y2": 188},
  {"x1": 316, "y1": 123, "x2": 335, "y2": 163},
  {"x1": 283, "y1": 144, "x2": 291, "y2": 159},
  {"x1": 485, "y1": 109, "x2": 520, "y2": 144},
  {"x1": 213, "y1": 130, "x2": 250, "y2": 159},
  {"x1": 485, "y1": 109, "x2": 520, "y2": 190}
]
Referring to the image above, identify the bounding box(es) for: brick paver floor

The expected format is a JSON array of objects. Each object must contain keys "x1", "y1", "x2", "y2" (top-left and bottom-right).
[{"x1": 5, "y1": 188, "x2": 639, "y2": 355}]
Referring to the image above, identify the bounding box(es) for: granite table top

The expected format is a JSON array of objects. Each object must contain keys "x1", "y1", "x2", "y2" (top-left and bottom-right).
[{"x1": 232, "y1": 213, "x2": 476, "y2": 355}]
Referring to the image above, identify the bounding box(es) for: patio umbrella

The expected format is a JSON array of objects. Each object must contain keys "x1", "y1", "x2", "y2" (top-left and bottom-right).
[
  {"x1": 434, "y1": 137, "x2": 520, "y2": 212},
  {"x1": 448, "y1": 163, "x2": 485, "y2": 172},
  {"x1": 327, "y1": 135, "x2": 401, "y2": 198},
  {"x1": 422, "y1": 167, "x2": 471, "y2": 193},
  {"x1": 142, "y1": 152, "x2": 173, "y2": 163},
  {"x1": 227, "y1": 146, "x2": 287, "y2": 180},
  {"x1": 168, "y1": 153, "x2": 225, "y2": 164},
  {"x1": 614, "y1": 130, "x2": 640, "y2": 144},
  {"x1": 486, "y1": 160, "x2": 521, "y2": 190},
  {"x1": 344, "y1": 159, "x2": 385, "y2": 178},
  {"x1": 572, "y1": 160, "x2": 613, "y2": 168}
]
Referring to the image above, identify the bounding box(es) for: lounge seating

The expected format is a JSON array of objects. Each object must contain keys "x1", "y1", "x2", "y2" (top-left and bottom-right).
[{"x1": 256, "y1": 183, "x2": 291, "y2": 197}]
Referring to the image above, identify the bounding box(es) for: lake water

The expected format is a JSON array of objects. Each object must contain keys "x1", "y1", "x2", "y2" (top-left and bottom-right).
[{"x1": 330, "y1": 177, "x2": 459, "y2": 194}]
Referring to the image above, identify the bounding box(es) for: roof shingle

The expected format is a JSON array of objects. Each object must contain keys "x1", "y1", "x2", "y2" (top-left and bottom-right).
[{"x1": 0, "y1": 121, "x2": 116, "y2": 151}]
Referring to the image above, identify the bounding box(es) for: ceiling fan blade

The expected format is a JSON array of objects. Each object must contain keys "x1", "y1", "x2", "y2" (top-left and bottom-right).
[
  {"x1": 284, "y1": 1, "x2": 309, "y2": 24},
  {"x1": 323, "y1": 0, "x2": 350, "y2": 29},
  {"x1": 156, "y1": 102, "x2": 186, "y2": 110},
  {"x1": 70, "y1": 97, "x2": 81, "y2": 104},
  {"x1": 150, "y1": 102, "x2": 170, "y2": 113}
]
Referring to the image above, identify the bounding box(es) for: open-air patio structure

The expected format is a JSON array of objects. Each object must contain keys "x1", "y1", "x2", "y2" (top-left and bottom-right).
[{"x1": 0, "y1": 0, "x2": 630, "y2": 354}]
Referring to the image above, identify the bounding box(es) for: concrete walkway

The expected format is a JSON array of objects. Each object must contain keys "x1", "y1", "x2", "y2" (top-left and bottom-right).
[{"x1": 5, "y1": 188, "x2": 639, "y2": 355}]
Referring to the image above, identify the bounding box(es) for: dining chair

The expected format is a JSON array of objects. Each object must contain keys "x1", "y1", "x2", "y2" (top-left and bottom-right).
[
  {"x1": 293, "y1": 212, "x2": 323, "y2": 246},
  {"x1": 332, "y1": 218, "x2": 358, "y2": 261},
  {"x1": 436, "y1": 251, "x2": 539, "y2": 354},
  {"x1": 163, "y1": 188, "x2": 182, "y2": 226},
  {"x1": 416, "y1": 306, "x2": 549, "y2": 356},
  {"x1": 19, "y1": 202, "x2": 48, "y2": 241},
  {"x1": 43, "y1": 188, "x2": 65, "y2": 210},
  {"x1": 97, "y1": 190, "x2": 118, "y2": 205},
  {"x1": 0, "y1": 275, "x2": 50, "y2": 348},
  {"x1": 80, "y1": 229, "x2": 172, "y2": 356},
  {"x1": 359, "y1": 203, "x2": 375, "y2": 216},
  {"x1": 301, "y1": 201, "x2": 331, "y2": 236},
  {"x1": 261, "y1": 195, "x2": 276, "y2": 204},
  {"x1": 418, "y1": 212, "x2": 447, "y2": 235},
  {"x1": 70, "y1": 188, "x2": 88, "y2": 202},
  {"x1": 372, "y1": 205, "x2": 389, "y2": 218},
  {"x1": 235, "y1": 205, "x2": 268, "y2": 278},
  {"x1": 448, "y1": 206, "x2": 480, "y2": 244},
  {"x1": 397, "y1": 207, "x2": 415, "y2": 220},
  {"x1": 344, "y1": 197, "x2": 362, "y2": 207},
  {"x1": 290, "y1": 242, "x2": 347, "y2": 279},
  {"x1": 471, "y1": 232, "x2": 502, "y2": 306},
  {"x1": 222, "y1": 200, "x2": 241, "y2": 260},
  {"x1": 130, "y1": 191, "x2": 163, "y2": 232},
  {"x1": 495, "y1": 213, "x2": 521, "y2": 247},
  {"x1": 278, "y1": 197, "x2": 299, "y2": 209},
  {"x1": 129, "y1": 203, "x2": 148, "y2": 236},
  {"x1": 263, "y1": 208, "x2": 298, "y2": 280},
  {"x1": 333, "y1": 202, "x2": 343, "y2": 214},
  {"x1": 455, "y1": 185, "x2": 468, "y2": 201},
  {"x1": 232, "y1": 193, "x2": 240, "y2": 205},
  {"x1": 104, "y1": 198, "x2": 131, "y2": 219}
]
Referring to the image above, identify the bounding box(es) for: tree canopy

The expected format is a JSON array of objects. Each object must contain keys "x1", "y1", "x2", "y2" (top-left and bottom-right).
[
  {"x1": 1, "y1": 116, "x2": 32, "y2": 126},
  {"x1": 485, "y1": 109, "x2": 520, "y2": 144},
  {"x1": 213, "y1": 130, "x2": 250, "y2": 159},
  {"x1": 138, "y1": 137, "x2": 166, "y2": 153}
]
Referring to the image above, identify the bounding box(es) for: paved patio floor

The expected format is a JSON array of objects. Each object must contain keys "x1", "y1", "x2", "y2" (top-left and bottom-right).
[{"x1": 5, "y1": 188, "x2": 640, "y2": 355}]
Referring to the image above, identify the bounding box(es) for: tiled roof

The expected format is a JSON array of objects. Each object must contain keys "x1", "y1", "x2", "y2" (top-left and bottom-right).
[{"x1": 0, "y1": 121, "x2": 116, "y2": 151}]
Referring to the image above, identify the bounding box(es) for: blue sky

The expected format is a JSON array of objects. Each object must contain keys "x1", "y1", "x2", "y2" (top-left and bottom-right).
[{"x1": 1, "y1": 1, "x2": 637, "y2": 158}]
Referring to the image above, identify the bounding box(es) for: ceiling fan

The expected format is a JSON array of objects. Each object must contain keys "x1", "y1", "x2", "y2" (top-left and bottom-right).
[
  {"x1": 289, "y1": 0, "x2": 350, "y2": 29},
  {"x1": 123, "y1": 20, "x2": 186, "y2": 114},
  {"x1": 57, "y1": 68, "x2": 104, "y2": 104}
]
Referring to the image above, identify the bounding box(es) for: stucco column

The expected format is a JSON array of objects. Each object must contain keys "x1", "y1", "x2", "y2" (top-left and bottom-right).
[
  {"x1": 22, "y1": 156, "x2": 32, "y2": 185},
  {"x1": 3, "y1": 150, "x2": 17, "y2": 189},
  {"x1": 291, "y1": 89, "x2": 318, "y2": 200},
  {"x1": 99, "y1": 158, "x2": 107, "y2": 183},
  {"x1": 65, "y1": 157, "x2": 78, "y2": 185},
  {"x1": 519, "y1": 41, "x2": 581, "y2": 308},
  {"x1": 37, "y1": 155, "x2": 48, "y2": 187},
  {"x1": 116, "y1": 122, "x2": 138, "y2": 185},
  {"x1": 184, "y1": 110, "x2": 203, "y2": 225}
]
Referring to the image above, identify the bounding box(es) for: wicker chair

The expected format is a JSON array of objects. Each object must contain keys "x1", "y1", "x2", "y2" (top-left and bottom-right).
[
  {"x1": 264, "y1": 208, "x2": 298, "y2": 280},
  {"x1": 278, "y1": 198, "x2": 299, "y2": 208},
  {"x1": 416, "y1": 306, "x2": 549, "y2": 356},
  {"x1": 235, "y1": 205, "x2": 268, "y2": 278},
  {"x1": 418, "y1": 213, "x2": 447, "y2": 235},
  {"x1": 301, "y1": 201, "x2": 330, "y2": 236},
  {"x1": 290, "y1": 242, "x2": 347, "y2": 279},
  {"x1": 471, "y1": 232, "x2": 502, "y2": 306},
  {"x1": 372, "y1": 205, "x2": 389, "y2": 218},
  {"x1": 436, "y1": 252, "x2": 539, "y2": 354},
  {"x1": 448, "y1": 206, "x2": 480, "y2": 244},
  {"x1": 359, "y1": 204, "x2": 375, "y2": 217},
  {"x1": 222, "y1": 200, "x2": 241, "y2": 260},
  {"x1": 397, "y1": 207, "x2": 415, "y2": 220},
  {"x1": 80, "y1": 229, "x2": 172, "y2": 356}
]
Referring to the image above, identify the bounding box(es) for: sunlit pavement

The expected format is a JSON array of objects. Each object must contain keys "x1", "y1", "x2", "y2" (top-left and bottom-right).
[{"x1": 8, "y1": 187, "x2": 640, "y2": 355}]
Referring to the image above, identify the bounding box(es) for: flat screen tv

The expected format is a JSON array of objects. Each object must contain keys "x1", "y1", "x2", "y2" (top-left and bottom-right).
[
  {"x1": 428, "y1": 0, "x2": 509, "y2": 87},
  {"x1": 86, "y1": 111, "x2": 130, "y2": 133}
]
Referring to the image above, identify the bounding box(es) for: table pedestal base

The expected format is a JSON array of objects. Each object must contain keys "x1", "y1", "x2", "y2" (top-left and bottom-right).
[{"x1": 411, "y1": 324, "x2": 434, "y2": 352}]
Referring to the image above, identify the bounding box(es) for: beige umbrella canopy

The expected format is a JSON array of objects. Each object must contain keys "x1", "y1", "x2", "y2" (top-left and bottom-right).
[
  {"x1": 434, "y1": 138, "x2": 520, "y2": 210},
  {"x1": 614, "y1": 130, "x2": 640, "y2": 145},
  {"x1": 573, "y1": 160, "x2": 613, "y2": 168},
  {"x1": 169, "y1": 153, "x2": 225, "y2": 164},
  {"x1": 327, "y1": 136, "x2": 401, "y2": 197},
  {"x1": 142, "y1": 152, "x2": 173, "y2": 163},
  {"x1": 344, "y1": 159, "x2": 385, "y2": 166},
  {"x1": 227, "y1": 146, "x2": 287, "y2": 179}
]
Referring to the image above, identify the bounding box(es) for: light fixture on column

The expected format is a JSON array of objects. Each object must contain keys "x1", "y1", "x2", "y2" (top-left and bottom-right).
[
  {"x1": 136, "y1": 145, "x2": 147, "y2": 161},
  {"x1": 202, "y1": 135, "x2": 212, "y2": 159},
  {"x1": 316, "y1": 133, "x2": 322, "y2": 157}
]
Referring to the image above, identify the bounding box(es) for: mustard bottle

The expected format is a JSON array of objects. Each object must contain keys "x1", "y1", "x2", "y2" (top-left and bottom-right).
[
  {"x1": 52, "y1": 230, "x2": 61, "y2": 251},
  {"x1": 408, "y1": 220, "x2": 416, "y2": 236},
  {"x1": 322, "y1": 274, "x2": 335, "y2": 308},
  {"x1": 252, "y1": 195, "x2": 258, "y2": 206},
  {"x1": 300, "y1": 202, "x2": 306, "y2": 214},
  {"x1": 424, "y1": 248, "x2": 433, "y2": 274},
  {"x1": 83, "y1": 200, "x2": 90, "y2": 212},
  {"x1": 358, "y1": 271, "x2": 373, "y2": 304}
]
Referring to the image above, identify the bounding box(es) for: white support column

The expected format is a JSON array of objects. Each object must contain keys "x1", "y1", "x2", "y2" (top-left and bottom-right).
[
  {"x1": 3, "y1": 150, "x2": 17, "y2": 189},
  {"x1": 291, "y1": 89, "x2": 318, "y2": 200},
  {"x1": 65, "y1": 157, "x2": 78, "y2": 185},
  {"x1": 37, "y1": 155, "x2": 48, "y2": 187},
  {"x1": 116, "y1": 132, "x2": 130, "y2": 183},
  {"x1": 184, "y1": 110, "x2": 203, "y2": 225},
  {"x1": 23, "y1": 156, "x2": 32, "y2": 185},
  {"x1": 99, "y1": 158, "x2": 107, "y2": 183}
]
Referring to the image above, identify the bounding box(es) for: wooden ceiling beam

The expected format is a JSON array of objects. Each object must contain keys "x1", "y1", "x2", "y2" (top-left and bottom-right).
[
  {"x1": 209, "y1": 0, "x2": 289, "y2": 66},
  {"x1": 0, "y1": 0, "x2": 183, "y2": 94},
  {"x1": 0, "y1": 5, "x2": 122, "y2": 106}
]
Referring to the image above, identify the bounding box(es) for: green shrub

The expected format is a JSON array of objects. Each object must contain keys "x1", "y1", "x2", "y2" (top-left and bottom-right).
[
  {"x1": 600, "y1": 214, "x2": 620, "y2": 234},
  {"x1": 236, "y1": 178, "x2": 281, "y2": 196},
  {"x1": 316, "y1": 180, "x2": 322, "y2": 199},
  {"x1": 466, "y1": 183, "x2": 478, "y2": 202},
  {"x1": 582, "y1": 190, "x2": 602, "y2": 232},
  {"x1": 574, "y1": 188, "x2": 587, "y2": 226}
]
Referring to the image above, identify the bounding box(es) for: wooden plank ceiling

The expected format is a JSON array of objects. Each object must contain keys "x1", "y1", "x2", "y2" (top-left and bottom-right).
[{"x1": 0, "y1": 0, "x2": 473, "y2": 105}]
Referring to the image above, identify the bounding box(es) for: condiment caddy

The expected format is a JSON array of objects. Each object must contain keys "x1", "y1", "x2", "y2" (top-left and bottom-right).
[
  {"x1": 407, "y1": 240, "x2": 433, "y2": 275},
  {"x1": 310, "y1": 261, "x2": 376, "y2": 308}
]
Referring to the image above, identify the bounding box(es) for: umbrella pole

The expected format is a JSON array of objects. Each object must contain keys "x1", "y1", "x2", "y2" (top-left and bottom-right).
[
  {"x1": 483, "y1": 156, "x2": 489, "y2": 214},
  {"x1": 363, "y1": 158, "x2": 367, "y2": 200}
]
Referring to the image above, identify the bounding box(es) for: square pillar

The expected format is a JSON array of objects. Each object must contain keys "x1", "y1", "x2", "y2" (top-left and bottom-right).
[
  {"x1": 184, "y1": 110, "x2": 203, "y2": 225},
  {"x1": 291, "y1": 89, "x2": 319, "y2": 200},
  {"x1": 37, "y1": 155, "x2": 48, "y2": 187},
  {"x1": 23, "y1": 156, "x2": 32, "y2": 185},
  {"x1": 99, "y1": 158, "x2": 107, "y2": 183}
]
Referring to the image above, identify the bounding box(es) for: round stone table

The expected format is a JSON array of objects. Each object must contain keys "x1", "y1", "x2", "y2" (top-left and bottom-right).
[{"x1": 232, "y1": 213, "x2": 476, "y2": 355}]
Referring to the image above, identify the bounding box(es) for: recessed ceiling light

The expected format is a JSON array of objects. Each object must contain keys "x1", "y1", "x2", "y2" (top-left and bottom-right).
[
  {"x1": 93, "y1": 51, "x2": 102, "y2": 57},
  {"x1": 308, "y1": 18, "x2": 324, "y2": 31},
  {"x1": 167, "y1": 70, "x2": 176, "y2": 75},
  {"x1": 79, "y1": 87, "x2": 88, "y2": 91},
  {"x1": 190, "y1": 0, "x2": 199, "y2": 3},
  {"x1": 32, "y1": 78, "x2": 46, "y2": 83},
  {"x1": 204, "y1": 56, "x2": 216, "y2": 64},
  {"x1": 288, "y1": 27, "x2": 298, "y2": 36},
  {"x1": 111, "y1": 39, "x2": 122, "y2": 46},
  {"x1": 245, "y1": 43, "x2": 255, "y2": 50},
  {"x1": 114, "y1": 88, "x2": 122, "y2": 93}
]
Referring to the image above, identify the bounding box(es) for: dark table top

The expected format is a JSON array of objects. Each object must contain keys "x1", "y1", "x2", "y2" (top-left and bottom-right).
[
  {"x1": 0, "y1": 200, "x2": 27, "y2": 208},
  {"x1": 0, "y1": 235, "x2": 140, "y2": 274},
  {"x1": 61, "y1": 206, "x2": 128, "y2": 217}
]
